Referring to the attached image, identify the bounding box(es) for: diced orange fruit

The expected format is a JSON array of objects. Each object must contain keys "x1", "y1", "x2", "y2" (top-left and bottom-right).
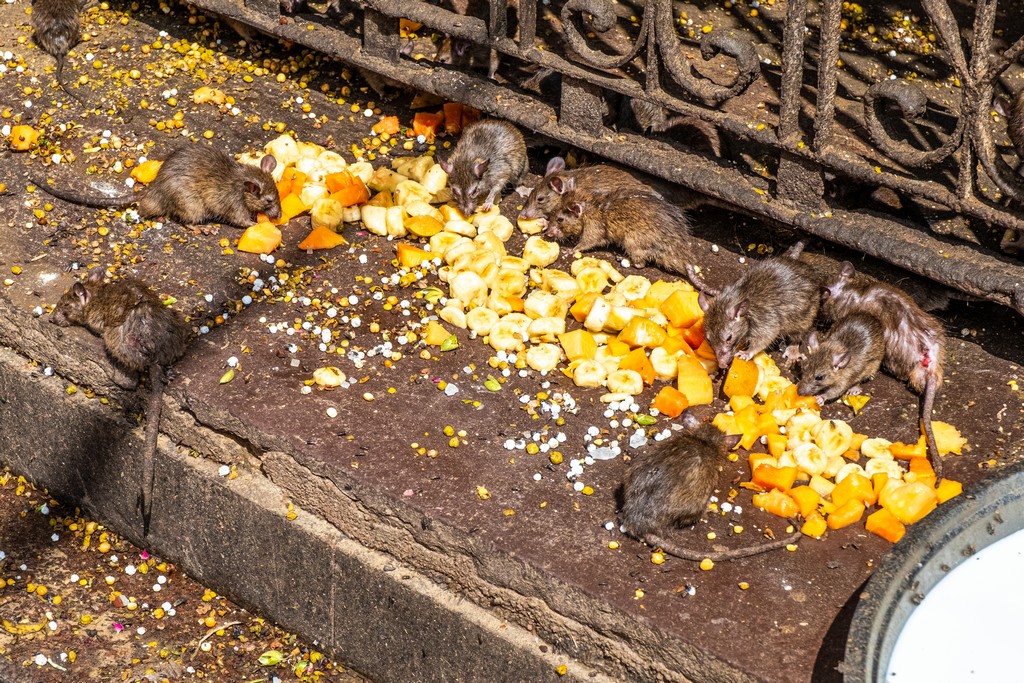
[
  {"x1": 129, "y1": 160, "x2": 163, "y2": 184},
  {"x1": 619, "y1": 348, "x2": 655, "y2": 385},
  {"x1": 659, "y1": 336, "x2": 687, "y2": 355},
  {"x1": 405, "y1": 215, "x2": 444, "y2": 238},
  {"x1": 298, "y1": 226, "x2": 347, "y2": 251},
  {"x1": 831, "y1": 472, "x2": 876, "y2": 508},
  {"x1": 372, "y1": 116, "x2": 401, "y2": 135},
  {"x1": 569, "y1": 293, "x2": 600, "y2": 323},
  {"x1": 766, "y1": 433, "x2": 788, "y2": 458},
  {"x1": 660, "y1": 290, "x2": 702, "y2": 329},
  {"x1": 8, "y1": 125, "x2": 40, "y2": 151},
  {"x1": 865, "y1": 508, "x2": 906, "y2": 543},
  {"x1": 397, "y1": 242, "x2": 432, "y2": 268},
  {"x1": 684, "y1": 323, "x2": 707, "y2": 351},
  {"x1": 617, "y1": 317, "x2": 668, "y2": 349},
  {"x1": 935, "y1": 478, "x2": 963, "y2": 504},
  {"x1": 752, "y1": 489, "x2": 799, "y2": 518},
  {"x1": 651, "y1": 386, "x2": 688, "y2": 418},
  {"x1": 413, "y1": 111, "x2": 444, "y2": 142},
  {"x1": 722, "y1": 357, "x2": 759, "y2": 399},
  {"x1": 931, "y1": 421, "x2": 968, "y2": 455},
  {"x1": 277, "y1": 193, "x2": 308, "y2": 224},
  {"x1": 880, "y1": 482, "x2": 938, "y2": 524},
  {"x1": 326, "y1": 172, "x2": 370, "y2": 206},
  {"x1": 890, "y1": 437, "x2": 926, "y2": 459},
  {"x1": 676, "y1": 354, "x2": 713, "y2": 406},
  {"x1": 558, "y1": 329, "x2": 597, "y2": 362},
  {"x1": 788, "y1": 486, "x2": 821, "y2": 518},
  {"x1": 801, "y1": 512, "x2": 827, "y2": 538},
  {"x1": 906, "y1": 457, "x2": 936, "y2": 488},
  {"x1": 367, "y1": 190, "x2": 394, "y2": 208},
  {"x1": 751, "y1": 465, "x2": 798, "y2": 492},
  {"x1": 604, "y1": 340, "x2": 630, "y2": 357},
  {"x1": 827, "y1": 498, "x2": 866, "y2": 530},
  {"x1": 237, "y1": 222, "x2": 282, "y2": 254},
  {"x1": 443, "y1": 102, "x2": 464, "y2": 135},
  {"x1": 424, "y1": 320, "x2": 451, "y2": 346}
]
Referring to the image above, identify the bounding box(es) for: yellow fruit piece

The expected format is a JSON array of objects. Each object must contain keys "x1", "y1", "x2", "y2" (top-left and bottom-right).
[
  {"x1": 558, "y1": 329, "x2": 597, "y2": 362},
  {"x1": 405, "y1": 214, "x2": 444, "y2": 238},
  {"x1": 931, "y1": 421, "x2": 967, "y2": 455},
  {"x1": 396, "y1": 242, "x2": 432, "y2": 268},
  {"x1": 676, "y1": 354, "x2": 713, "y2": 406},
  {"x1": 237, "y1": 222, "x2": 282, "y2": 254},
  {"x1": 129, "y1": 160, "x2": 163, "y2": 184},
  {"x1": 298, "y1": 226, "x2": 347, "y2": 251},
  {"x1": 841, "y1": 393, "x2": 870, "y2": 414},
  {"x1": 424, "y1": 320, "x2": 451, "y2": 346},
  {"x1": 722, "y1": 356, "x2": 760, "y2": 398},
  {"x1": 8, "y1": 125, "x2": 39, "y2": 151}
]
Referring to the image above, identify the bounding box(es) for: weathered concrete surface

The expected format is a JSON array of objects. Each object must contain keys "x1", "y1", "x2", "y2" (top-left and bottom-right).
[
  {"x1": 0, "y1": 346, "x2": 614, "y2": 683},
  {"x1": 2, "y1": 2, "x2": 1024, "y2": 682}
]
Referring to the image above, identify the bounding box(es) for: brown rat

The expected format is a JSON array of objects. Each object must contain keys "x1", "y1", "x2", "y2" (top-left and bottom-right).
[
  {"x1": 797, "y1": 312, "x2": 886, "y2": 405},
  {"x1": 994, "y1": 89, "x2": 1024, "y2": 165},
  {"x1": 544, "y1": 188, "x2": 703, "y2": 283},
  {"x1": 822, "y1": 261, "x2": 947, "y2": 478},
  {"x1": 518, "y1": 156, "x2": 660, "y2": 225},
  {"x1": 620, "y1": 412, "x2": 802, "y2": 562},
  {"x1": 438, "y1": 119, "x2": 527, "y2": 217},
  {"x1": 34, "y1": 146, "x2": 281, "y2": 229},
  {"x1": 31, "y1": 0, "x2": 90, "y2": 108},
  {"x1": 699, "y1": 246, "x2": 822, "y2": 370},
  {"x1": 50, "y1": 268, "x2": 189, "y2": 535}
]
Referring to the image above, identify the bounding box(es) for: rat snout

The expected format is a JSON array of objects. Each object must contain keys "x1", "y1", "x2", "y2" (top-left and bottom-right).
[
  {"x1": 266, "y1": 203, "x2": 283, "y2": 220},
  {"x1": 458, "y1": 201, "x2": 477, "y2": 219},
  {"x1": 49, "y1": 311, "x2": 67, "y2": 326}
]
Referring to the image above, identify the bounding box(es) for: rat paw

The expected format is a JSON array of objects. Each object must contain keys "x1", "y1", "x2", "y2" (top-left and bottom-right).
[
  {"x1": 781, "y1": 345, "x2": 804, "y2": 366},
  {"x1": 188, "y1": 223, "x2": 218, "y2": 236}
]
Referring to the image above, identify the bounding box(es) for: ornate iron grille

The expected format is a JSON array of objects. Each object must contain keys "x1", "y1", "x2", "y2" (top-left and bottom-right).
[{"x1": 194, "y1": 0, "x2": 1024, "y2": 312}]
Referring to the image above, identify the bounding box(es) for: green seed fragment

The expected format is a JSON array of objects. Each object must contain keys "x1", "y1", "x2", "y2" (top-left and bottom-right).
[
  {"x1": 635, "y1": 414, "x2": 657, "y2": 426},
  {"x1": 421, "y1": 286, "x2": 443, "y2": 304},
  {"x1": 485, "y1": 375, "x2": 501, "y2": 391},
  {"x1": 440, "y1": 335, "x2": 459, "y2": 352},
  {"x1": 219, "y1": 369, "x2": 235, "y2": 384},
  {"x1": 259, "y1": 650, "x2": 284, "y2": 666}
]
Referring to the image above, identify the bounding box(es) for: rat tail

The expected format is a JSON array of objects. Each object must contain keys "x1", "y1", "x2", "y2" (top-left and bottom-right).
[
  {"x1": 921, "y1": 373, "x2": 942, "y2": 482},
  {"x1": 32, "y1": 173, "x2": 137, "y2": 209},
  {"x1": 645, "y1": 528, "x2": 802, "y2": 562},
  {"x1": 55, "y1": 56, "x2": 90, "y2": 110},
  {"x1": 140, "y1": 364, "x2": 165, "y2": 537}
]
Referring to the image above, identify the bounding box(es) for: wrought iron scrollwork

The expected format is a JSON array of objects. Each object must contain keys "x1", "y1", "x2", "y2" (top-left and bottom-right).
[
  {"x1": 559, "y1": 0, "x2": 649, "y2": 70},
  {"x1": 862, "y1": 80, "x2": 964, "y2": 169}
]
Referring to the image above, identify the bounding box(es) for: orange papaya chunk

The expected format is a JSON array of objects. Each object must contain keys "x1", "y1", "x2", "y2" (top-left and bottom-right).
[
  {"x1": 723, "y1": 356, "x2": 760, "y2": 399},
  {"x1": 865, "y1": 508, "x2": 906, "y2": 543},
  {"x1": 651, "y1": 386, "x2": 688, "y2": 418},
  {"x1": 826, "y1": 498, "x2": 866, "y2": 530}
]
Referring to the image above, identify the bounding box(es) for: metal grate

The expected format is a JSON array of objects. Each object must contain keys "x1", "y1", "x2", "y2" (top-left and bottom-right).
[{"x1": 193, "y1": 0, "x2": 1024, "y2": 312}]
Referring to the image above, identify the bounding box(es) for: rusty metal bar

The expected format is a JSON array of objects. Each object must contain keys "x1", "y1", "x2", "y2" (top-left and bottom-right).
[{"x1": 189, "y1": 0, "x2": 1024, "y2": 314}]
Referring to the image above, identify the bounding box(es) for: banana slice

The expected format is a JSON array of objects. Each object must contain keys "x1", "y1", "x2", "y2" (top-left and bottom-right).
[
  {"x1": 575, "y1": 266, "x2": 610, "y2": 294},
  {"x1": 834, "y1": 462, "x2": 868, "y2": 484},
  {"x1": 524, "y1": 290, "x2": 568, "y2": 320},
  {"x1": 451, "y1": 249, "x2": 499, "y2": 279},
  {"x1": 494, "y1": 268, "x2": 526, "y2": 297},
  {"x1": 864, "y1": 456, "x2": 904, "y2": 481},
  {"x1": 610, "y1": 275, "x2": 652, "y2": 302},
  {"x1": 860, "y1": 437, "x2": 893, "y2": 459},
  {"x1": 500, "y1": 256, "x2": 530, "y2": 273},
  {"x1": 573, "y1": 360, "x2": 608, "y2": 388},
  {"x1": 571, "y1": 257, "x2": 623, "y2": 283},
  {"x1": 430, "y1": 232, "x2": 467, "y2": 257},
  {"x1": 444, "y1": 219, "x2": 477, "y2": 237},
  {"x1": 488, "y1": 320, "x2": 526, "y2": 352},
  {"x1": 466, "y1": 307, "x2": 500, "y2": 336},
  {"x1": 485, "y1": 291, "x2": 514, "y2": 317},
  {"x1": 361, "y1": 205, "x2": 388, "y2": 236},
  {"x1": 449, "y1": 271, "x2": 488, "y2": 309},
  {"x1": 394, "y1": 180, "x2": 433, "y2": 206},
  {"x1": 474, "y1": 214, "x2": 514, "y2": 242},
  {"x1": 606, "y1": 369, "x2": 644, "y2": 395},
  {"x1": 526, "y1": 343, "x2": 563, "y2": 372},
  {"x1": 474, "y1": 231, "x2": 507, "y2": 257},
  {"x1": 404, "y1": 200, "x2": 444, "y2": 221},
  {"x1": 538, "y1": 269, "x2": 580, "y2": 302},
  {"x1": 583, "y1": 297, "x2": 612, "y2": 333},
  {"x1": 649, "y1": 346, "x2": 681, "y2": 381},
  {"x1": 439, "y1": 305, "x2": 468, "y2": 329},
  {"x1": 421, "y1": 163, "x2": 448, "y2": 194},
  {"x1": 523, "y1": 235, "x2": 561, "y2": 268},
  {"x1": 793, "y1": 442, "x2": 828, "y2": 477},
  {"x1": 823, "y1": 454, "x2": 846, "y2": 478},
  {"x1": 812, "y1": 419, "x2": 854, "y2": 459},
  {"x1": 385, "y1": 206, "x2": 407, "y2": 237},
  {"x1": 517, "y1": 217, "x2": 545, "y2": 235},
  {"x1": 786, "y1": 408, "x2": 823, "y2": 443},
  {"x1": 527, "y1": 316, "x2": 566, "y2": 344}
]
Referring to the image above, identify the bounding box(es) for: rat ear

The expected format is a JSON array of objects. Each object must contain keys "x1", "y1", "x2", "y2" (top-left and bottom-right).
[
  {"x1": 545, "y1": 156, "x2": 566, "y2": 175},
  {"x1": 71, "y1": 282, "x2": 90, "y2": 306},
  {"x1": 728, "y1": 300, "x2": 748, "y2": 320},
  {"x1": 833, "y1": 350, "x2": 851, "y2": 370},
  {"x1": 550, "y1": 176, "x2": 565, "y2": 195},
  {"x1": 698, "y1": 291, "x2": 711, "y2": 312},
  {"x1": 839, "y1": 261, "x2": 856, "y2": 281},
  {"x1": 722, "y1": 433, "x2": 743, "y2": 450},
  {"x1": 472, "y1": 158, "x2": 489, "y2": 178},
  {"x1": 259, "y1": 154, "x2": 277, "y2": 174},
  {"x1": 438, "y1": 158, "x2": 454, "y2": 174},
  {"x1": 87, "y1": 266, "x2": 105, "y2": 283},
  {"x1": 568, "y1": 201, "x2": 584, "y2": 217},
  {"x1": 994, "y1": 95, "x2": 1010, "y2": 117},
  {"x1": 244, "y1": 180, "x2": 260, "y2": 195},
  {"x1": 806, "y1": 331, "x2": 820, "y2": 353}
]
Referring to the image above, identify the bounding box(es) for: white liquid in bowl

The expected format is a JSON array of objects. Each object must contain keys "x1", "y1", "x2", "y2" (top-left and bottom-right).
[{"x1": 886, "y1": 527, "x2": 1024, "y2": 679}]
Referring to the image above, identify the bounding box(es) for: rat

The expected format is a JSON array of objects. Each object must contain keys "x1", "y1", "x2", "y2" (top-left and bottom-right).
[
  {"x1": 822, "y1": 261, "x2": 947, "y2": 477},
  {"x1": 699, "y1": 246, "x2": 822, "y2": 370},
  {"x1": 797, "y1": 312, "x2": 886, "y2": 405},
  {"x1": 994, "y1": 89, "x2": 1024, "y2": 166},
  {"x1": 50, "y1": 268, "x2": 189, "y2": 536},
  {"x1": 31, "y1": 0, "x2": 92, "y2": 108},
  {"x1": 33, "y1": 146, "x2": 281, "y2": 230},
  {"x1": 545, "y1": 187, "x2": 704, "y2": 283},
  {"x1": 438, "y1": 119, "x2": 527, "y2": 217},
  {"x1": 518, "y1": 156, "x2": 660, "y2": 225},
  {"x1": 620, "y1": 412, "x2": 803, "y2": 562}
]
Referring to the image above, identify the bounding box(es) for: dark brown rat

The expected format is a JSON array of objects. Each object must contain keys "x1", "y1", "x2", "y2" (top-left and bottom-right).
[
  {"x1": 798, "y1": 312, "x2": 886, "y2": 405},
  {"x1": 620, "y1": 413, "x2": 802, "y2": 562},
  {"x1": 34, "y1": 146, "x2": 281, "y2": 229},
  {"x1": 545, "y1": 188, "x2": 703, "y2": 283},
  {"x1": 699, "y1": 246, "x2": 822, "y2": 370},
  {"x1": 50, "y1": 268, "x2": 189, "y2": 535},
  {"x1": 438, "y1": 119, "x2": 527, "y2": 217},
  {"x1": 822, "y1": 261, "x2": 947, "y2": 478},
  {"x1": 994, "y1": 89, "x2": 1024, "y2": 165},
  {"x1": 518, "y1": 156, "x2": 660, "y2": 225},
  {"x1": 31, "y1": 0, "x2": 91, "y2": 108}
]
